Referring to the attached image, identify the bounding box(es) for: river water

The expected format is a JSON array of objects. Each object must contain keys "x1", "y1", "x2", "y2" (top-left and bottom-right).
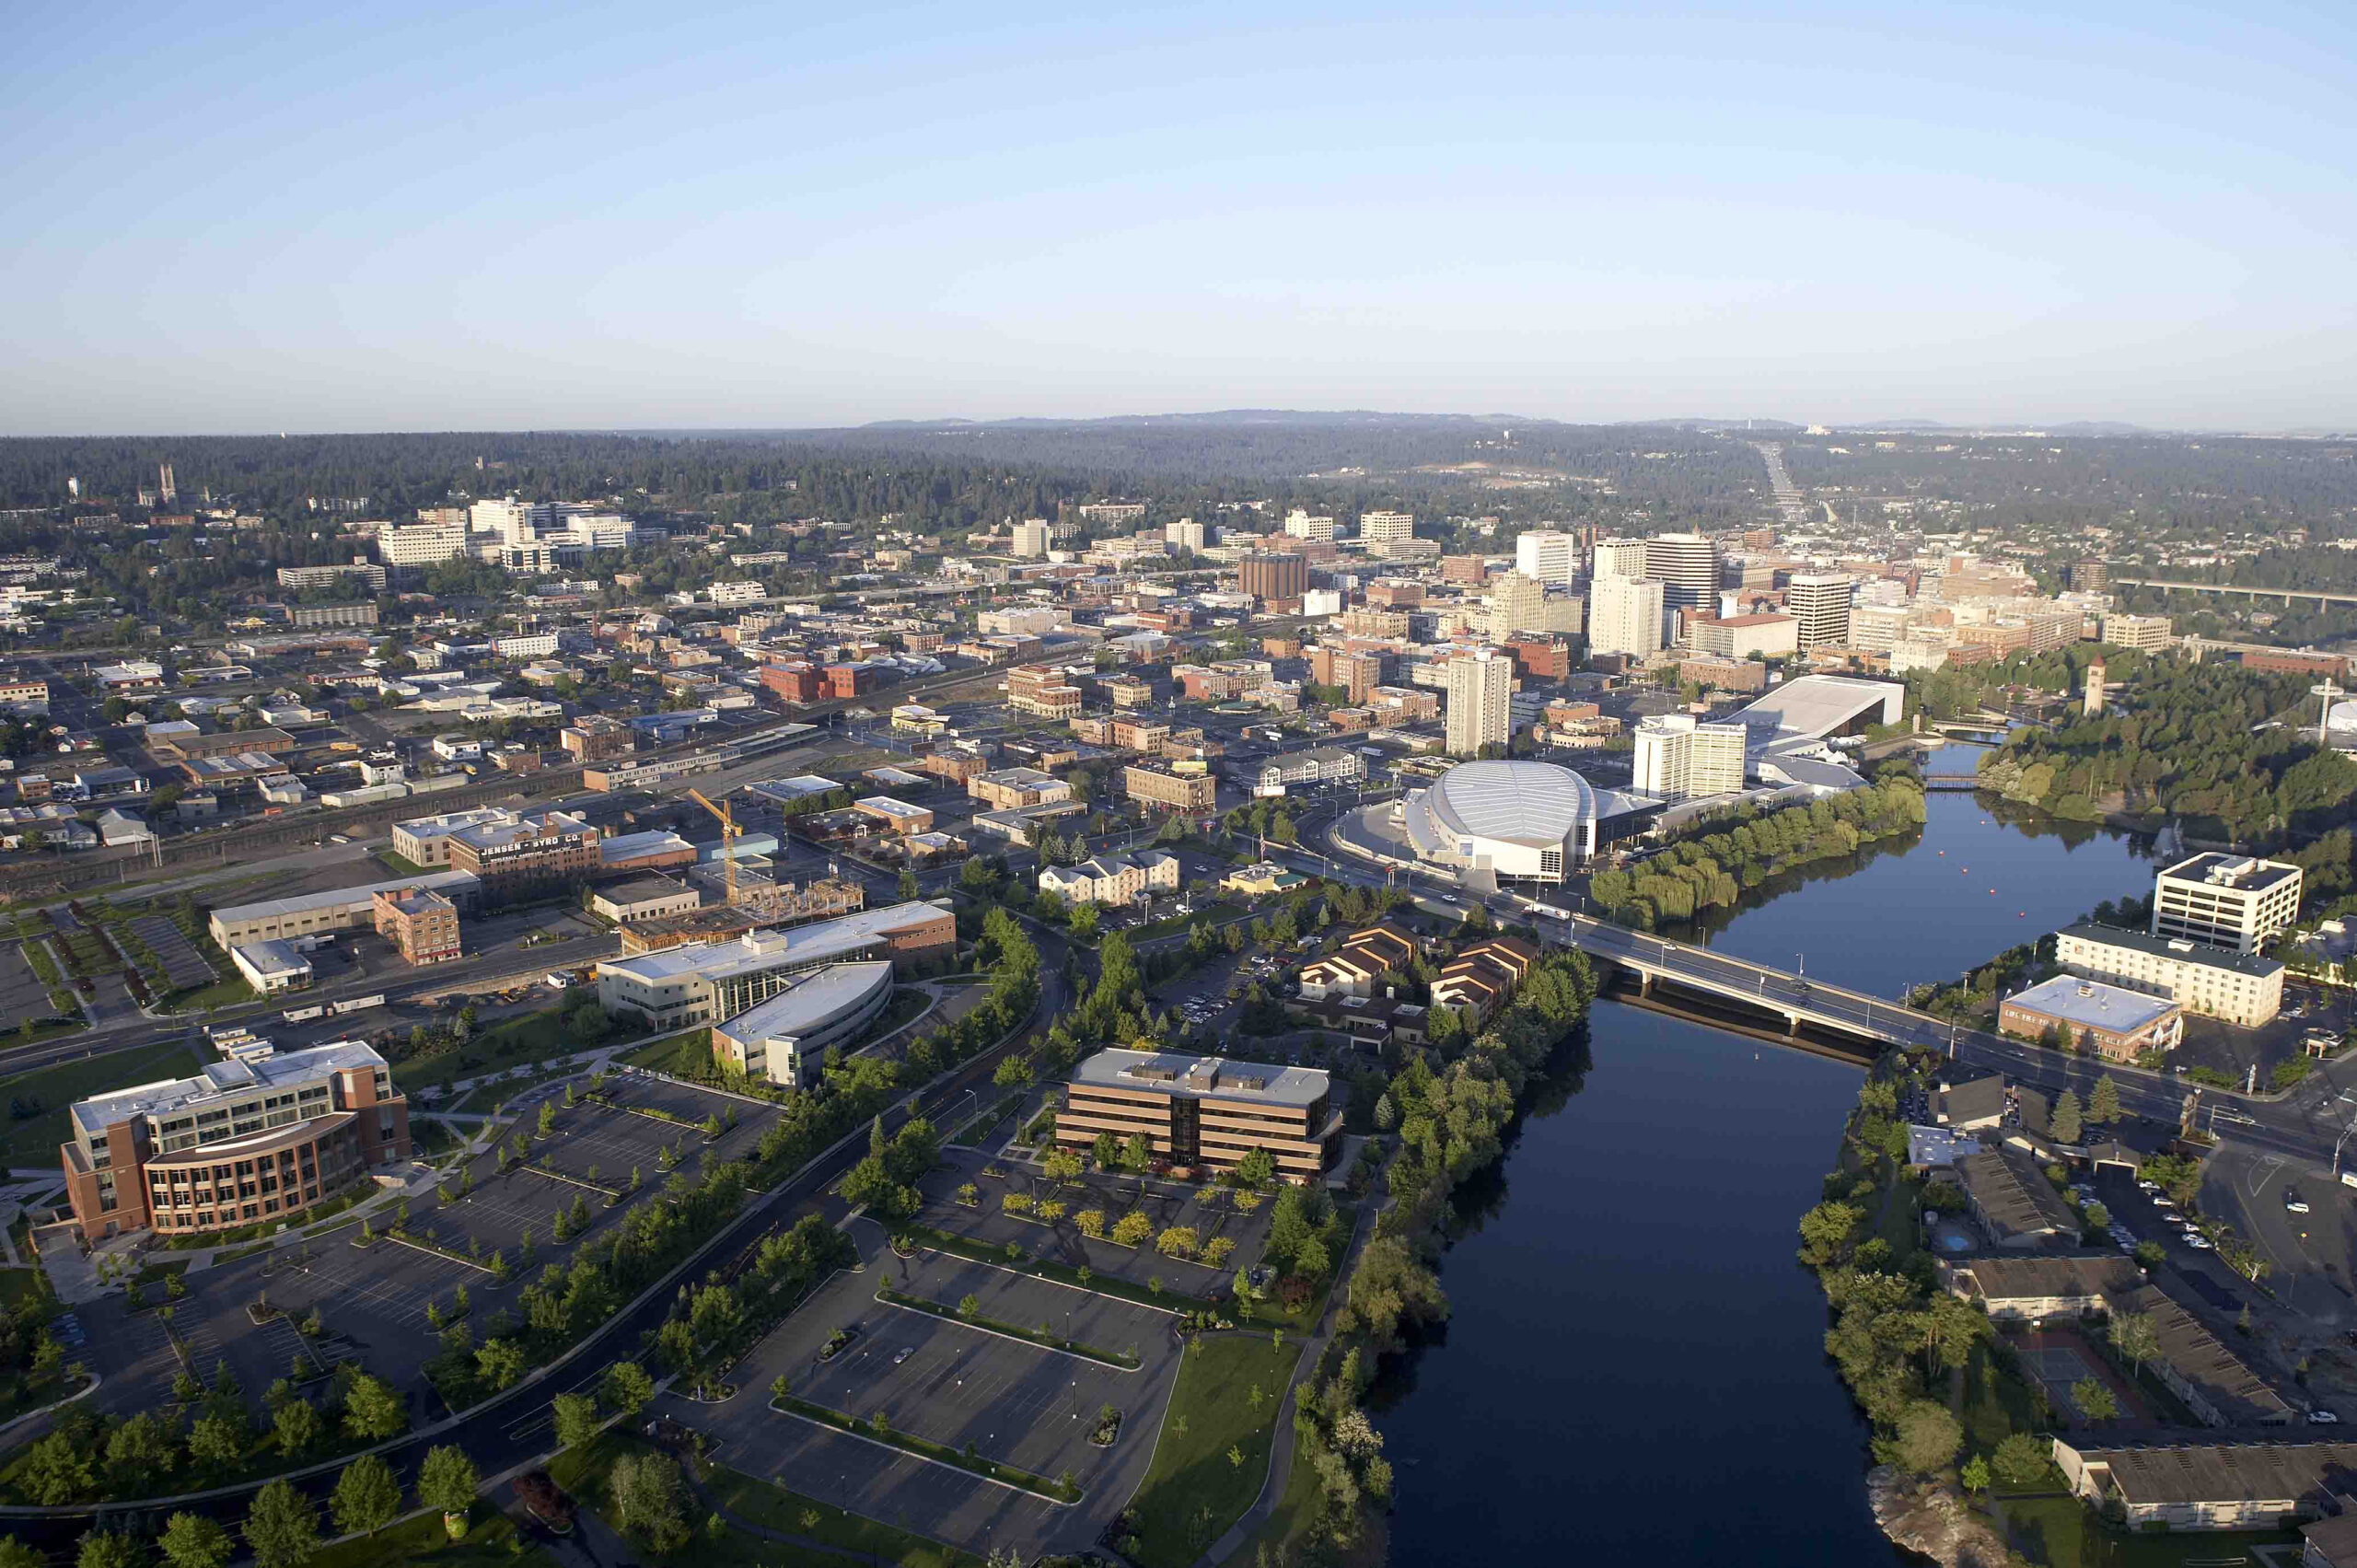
[{"x1": 1370, "y1": 746, "x2": 2162, "y2": 1564}]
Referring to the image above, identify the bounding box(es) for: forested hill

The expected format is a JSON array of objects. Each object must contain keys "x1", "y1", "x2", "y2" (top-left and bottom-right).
[{"x1": 0, "y1": 421, "x2": 1773, "y2": 533}]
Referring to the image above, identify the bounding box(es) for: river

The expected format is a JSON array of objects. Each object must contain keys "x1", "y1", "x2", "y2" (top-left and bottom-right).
[{"x1": 1369, "y1": 746, "x2": 2160, "y2": 1564}]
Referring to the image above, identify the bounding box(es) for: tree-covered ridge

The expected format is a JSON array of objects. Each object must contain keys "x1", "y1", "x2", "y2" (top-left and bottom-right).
[
  {"x1": 1974, "y1": 655, "x2": 2357, "y2": 842},
  {"x1": 1587, "y1": 776, "x2": 1928, "y2": 928}
]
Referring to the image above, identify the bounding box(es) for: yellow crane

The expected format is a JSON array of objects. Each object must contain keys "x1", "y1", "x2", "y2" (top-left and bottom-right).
[{"x1": 687, "y1": 788, "x2": 739, "y2": 906}]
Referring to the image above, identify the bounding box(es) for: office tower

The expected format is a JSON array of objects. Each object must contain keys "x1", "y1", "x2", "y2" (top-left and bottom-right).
[
  {"x1": 1237, "y1": 554, "x2": 1309, "y2": 603},
  {"x1": 1786, "y1": 573, "x2": 1853, "y2": 651},
  {"x1": 1644, "y1": 532, "x2": 1718, "y2": 613},
  {"x1": 1011, "y1": 519, "x2": 1052, "y2": 557},
  {"x1": 1283, "y1": 509, "x2": 1337, "y2": 542},
  {"x1": 2152, "y1": 855, "x2": 2302, "y2": 955},
  {"x1": 1445, "y1": 649, "x2": 1513, "y2": 755},
  {"x1": 1358, "y1": 510, "x2": 1415, "y2": 544},
  {"x1": 1515, "y1": 530, "x2": 1578, "y2": 585}
]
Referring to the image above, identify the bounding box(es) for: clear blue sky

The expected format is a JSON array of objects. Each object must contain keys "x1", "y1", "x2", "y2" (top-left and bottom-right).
[{"x1": 4, "y1": 2, "x2": 2352, "y2": 434}]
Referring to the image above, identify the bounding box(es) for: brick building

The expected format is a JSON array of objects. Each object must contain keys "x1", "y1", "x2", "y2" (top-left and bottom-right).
[
  {"x1": 62, "y1": 1041, "x2": 410, "y2": 1242},
  {"x1": 371, "y1": 885, "x2": 462, "y2": 964},
  {"x1": 1122, "y1": 763, "x2": 1216, "y2": 811}
]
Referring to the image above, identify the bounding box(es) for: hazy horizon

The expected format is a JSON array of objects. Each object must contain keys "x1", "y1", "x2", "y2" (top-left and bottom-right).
[{"x1": 6, "y1": 2, "x2": 2353, "y2": 436}]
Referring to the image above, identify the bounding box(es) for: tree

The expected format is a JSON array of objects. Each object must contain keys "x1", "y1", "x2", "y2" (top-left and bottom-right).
[
  {"x1": 75, "y1": 1532, "x2": 141, "y2": 1568},
  {"x1": 2087, "y1": 1074, "x2": 2122, "y2": 1126},
  {"x1": 602, "y1": 1361, "x2": 655, "y2": 1416},
  {"x1": 105, "y1": 1410, "x2": 177, "y2": 1488},
  {"x1": 1960, "y1": 1456, "x2": 1991, "y2": 1497},
  {"x1": 1990, "y1": 1432, "x2": 2052, "y2": 1490},
  {"x1": 0, "y1": 1539, "x2": 42, "y2": 1568},
  {"x1": 243, "y1": 1479, "x2": 320, "y2": 1568},
  {"x1": 476, "y1": 1338, "x2": 526, "y2": 1390},
  {"x1": 331, "y1": 1455, "x2": 401, "y2": 1539},
  {"x1": 552, "y1": 1391, "x2": 600, "y2": 1450},
  {"x1": 342, "y1": 1373, "x2": 406, "y2": 1440},
  {"x1": 610, "y1": 1451, "x2": 691, "y2": 1553},
  {"x1": 186, "y1": 1413, "x2": 244, "y2": 1470},
  {"x1": 2071, "y1": 1378, "x2": 2119, "y2": 1422},
  {"x1": 1894, "y1": 1400, "x2": 1962, "y2": 1475},
  {"x1": 273, "y1": 1397, "x2": 319, "y2": 1457},
  {"x1": 418, "y1": 1445, "x2": 480, "y2": 1529},
  {"x1": 2110, "y1": 1310, "x2": 2161, "y2": 1381},
  {"x1": 157, "y1": 1514, "x2": 232, "y2": 1568},
  {"x1": 2051, "y1": 1088, "x2": 2083, "y2": 1146}
]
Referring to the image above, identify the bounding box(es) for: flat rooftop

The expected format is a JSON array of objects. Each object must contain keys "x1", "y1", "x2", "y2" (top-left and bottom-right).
[
  {"x1": 2059, "y1": 923, "x2": 2284, "y2": 979},
  {"x1": 2159, "y1": 854, "x2": 2301, "y2": 895},
  {"x1": 1073, "y1": 1047, "x2": 1328, "y2": 1109},
  {"x1": 2006, "y1": 974, "x2": 2177, "y2": 1033},
  {"x1": 600, "y1": 900, "x2": 947, "y2": 984},
  {"x1": 212, "y1": 869, "x2": 480, "y2": 924},
  {"x1": 72, "y1": 1040, "x2": 384, "y2": 1137}
]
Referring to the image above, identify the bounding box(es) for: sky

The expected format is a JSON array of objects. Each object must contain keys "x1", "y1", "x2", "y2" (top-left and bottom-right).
[{"x1": 3, "y1": 1, "x2": 2354, "y2": 435}]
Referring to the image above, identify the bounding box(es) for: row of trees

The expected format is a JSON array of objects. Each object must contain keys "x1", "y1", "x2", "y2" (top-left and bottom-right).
[
  {"x1": 1588, "y1": 776, "x2": 1929, "y2": 927},
  {"x1": 1290, "y1": 942, "x2": 1601, "y2": 1552}
]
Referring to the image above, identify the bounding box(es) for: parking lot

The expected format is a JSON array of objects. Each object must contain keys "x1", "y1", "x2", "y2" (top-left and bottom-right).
[
  {"x1": 920, "y1": 1148, "x2": 1272, "y2": 1295},
  {"x1": 682, "y1": 1225, "x2": 1190, "y2": 1558},
  {"x1": 0, "y1": 943, "x2": 55, "y2": 1022}
]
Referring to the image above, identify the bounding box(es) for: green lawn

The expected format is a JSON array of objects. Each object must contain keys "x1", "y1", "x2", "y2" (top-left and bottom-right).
[
  {"x1": 393, "y1": 1007, "x2": 614, "y2": 1097},
  {"x1": 372, "y1": 849, "x2": 430, "y2": 877},
  {"x1": 623, "y1": 1028, "x2": 717, "y2": 1074},
  {"x1": 861, "y1": 987, "x2": 935, "y2": 1045},
  {"x1": 0, "y1": 1040, "x2": 203, "y2": 1166},
  {"x1": 1123, "y1": 1333, "x2": 1306, "y2": 1568},
  {"x1": 312, "y1": 1509, "x2": 555, "y2": 1568},
  {"x1": 1217, "y1": 1419, "x2": 1324, "y2": 1568},
  {"x1": 165, "y1": 973, "x2": 258, "y2": 1014},
  {"x1": 1998, "y1": 1493, "x2": 2300, "y2": 1568},
  {"x1": 0, "y1": 1272, "x2": 48, "y2": 1311},
  {"x1": 1961, "y1": 1342, "x2": 2044, "y2": 1455},
  {"x1": 704, "y1": 1458, "x2": 985, "y2": 1568}
]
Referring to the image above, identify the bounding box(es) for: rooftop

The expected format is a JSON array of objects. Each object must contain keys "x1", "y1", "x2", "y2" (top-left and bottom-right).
[
  {"x1": 599, "y1": 900, "x2": 948, "y2": 985},
  {"x1": 2059, "y1": 923, "x2": 2284, "y2": 979},
  {"x1": 2159, "y1": 854, "x2": 2301, "y2": 895},
  {"x1": 211, "y1": 869, "x2": 481, "y2": 925},
  {"x1": 2006, "y1": 974, "x2": 2178, "y2": 1034},
  {"x1": 72, "y1": 1040, "x2": 387, "y2": 1137},
  {"x1": 1074, "y1": 1048, "x2": 1328, "y2": 1109},
  {"x1": 1955, "y1": 1145, "x2": 2079, "y2": 1241},
  {"x1": 713, "y1": 960, "x2": 895, "y2": 1043},
  {"x1": 2057, "y1": 1436, "x2": 2357, "y2": 1507}
]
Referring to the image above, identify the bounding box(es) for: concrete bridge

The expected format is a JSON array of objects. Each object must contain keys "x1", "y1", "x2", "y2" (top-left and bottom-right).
[
  {"x1": 2110, "y1": 577, "x2": 2357, "y2": 609},
  {"x1": 1558, "y1": 915, "x2": 1964, "y2": 1051}
]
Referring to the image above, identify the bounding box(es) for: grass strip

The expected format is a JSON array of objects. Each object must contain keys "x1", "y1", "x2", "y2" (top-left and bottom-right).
[
  {"x1": 768, "y1": 1396, "x2": 1079, "y2": 1504},
  {"x1": 903, "y1": 1225, "x2": 1209, "y2": 1315},
  {"x1": 874, "y1": 1283, "x2": 1141, "y2": 1369}
]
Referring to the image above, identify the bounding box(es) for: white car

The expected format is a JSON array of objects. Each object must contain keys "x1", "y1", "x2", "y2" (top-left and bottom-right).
[
  {"x1": 2185, "y1": 1235, "x2": 2214, "y2": 1250},
  {"x1": 2153, "y1": 1196, "x2": 2176, "y2": 1210},
  {"x1": 2137, "y1": 1179, "x2": 2161, "y2": 1192},
  {"x1": 2310, "y1": 1409, "x2": 2343, "y2": 1425},
  {"x1": 2286, "y1": 1191, "x2": 2312, "y2": 1214},
  {"x1": 892, "y1": 1347, "x2": 914, "y2": 1365}
]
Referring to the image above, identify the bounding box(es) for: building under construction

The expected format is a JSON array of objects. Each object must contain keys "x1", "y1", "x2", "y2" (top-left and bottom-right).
[{"x1": 616, "y1": 871, "x2": 866, "y2": 955}]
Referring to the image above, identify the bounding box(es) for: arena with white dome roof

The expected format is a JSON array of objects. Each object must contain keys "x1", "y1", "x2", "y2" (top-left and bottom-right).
[{"x1": 1399, "y1": 760, "x2": 1598, "y2": 884}]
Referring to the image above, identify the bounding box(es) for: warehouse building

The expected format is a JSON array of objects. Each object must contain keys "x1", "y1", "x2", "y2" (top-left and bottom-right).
[{"x1": 208, "y1": 870, "x2": 482, "y2": 947}]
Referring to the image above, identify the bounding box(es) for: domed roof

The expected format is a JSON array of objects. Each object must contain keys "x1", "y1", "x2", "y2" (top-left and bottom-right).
[{"x1": 1414, "y1": 760, "x2": 1595, "y2": 850}]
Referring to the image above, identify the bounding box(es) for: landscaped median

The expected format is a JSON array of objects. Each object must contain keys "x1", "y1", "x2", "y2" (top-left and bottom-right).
[
  {"x1": 900, "y1": 1225, "x2": 1209, "y2": 1315},
  {"x1": 766, "y1": 1392, "x2": 1083, "y2": 1504},
  {"x1": 873, "y1": 1283, "x2": 1142, "y2": 1369}
]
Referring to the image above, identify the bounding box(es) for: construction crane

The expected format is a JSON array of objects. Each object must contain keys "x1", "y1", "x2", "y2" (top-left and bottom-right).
[{"x1": 687, "y1": 788, "x2": 740, "y2": 906}]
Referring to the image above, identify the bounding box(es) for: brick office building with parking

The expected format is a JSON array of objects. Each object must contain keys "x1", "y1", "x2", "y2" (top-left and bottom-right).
[
  {"x1": 1054, "y1": 1049, "x2": 1341, "y2": 1184},
  {"x1": 61, "y1": 1040, "x2": 410, "y2": 1242}
]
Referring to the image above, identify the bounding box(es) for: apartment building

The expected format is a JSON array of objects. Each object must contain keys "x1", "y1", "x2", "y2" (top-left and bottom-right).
[
  {"x1": 1039, "y1": 850, "x2": 1180, "y2": 908},
  {"x1": 2055, "y1": 924, "x2": 2284, "y2": 1027},
  {"x1": 1430, "y1": 935, "x2": 1539, "y2": 1022},
  {"x1": 1633, "y1": 714, "x2": 1747, "y2": 802},
  {"x1": 2152, "y1": 854, "x2": 2303, "y2": 955},
  {"x1": 2100, "y1": 612, "x2": 2174, "y2": 653},
  {"x1": 1283, "y1": 509, "x2": 1337, "y2": 541},
  {"x1": 1011, "y1": 519, "x2": 1053, "y2": 557},
  {"x1": 1589, "y1": 575, "x2": 1666, "y2": 656},
  {"x1": 1255, "y1": 747, "x2": 1365, "y2": 796},
  {"x1": 378, "y1": 521, "x2": 470, "y2": 568},
  {"x1": 1054, "y1": 1049, "x2": 1341, "y2": 1184},
  {"x1": 1006, "y1": 664, "x2": 1084, "y2": 720},
  {"x1": 1445, "y1": 649, "x2": 1513, "y2": 756},
  {"x1": 1358, "y1": 510, "x2": 1415, "y2": 545},
  {"x1": 1297, "y1": 923, "x2": 1420, "y2": 1000},
  {"x1": 62, "y1": 1040, "x2": 410, "y2": 1242},
  {"x1": 371, "y1": 886, "x2": 462, "y2": 965},
  {"x1": 1122, "y1": 763, "x2": 1216, "y2": 811}
]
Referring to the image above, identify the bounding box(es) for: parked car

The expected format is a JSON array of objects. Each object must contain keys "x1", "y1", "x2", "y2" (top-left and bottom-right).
[
  {"x1": 2185, "y1": 1235, "x2": 2214, "y2": 1250},
  {"x1": 2286, "y1": 1190, "x2": 2312, "y2": 1214},
  {"x1": 2311, "y1": 1409, "x2": 2343, "y2": 1424}
]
